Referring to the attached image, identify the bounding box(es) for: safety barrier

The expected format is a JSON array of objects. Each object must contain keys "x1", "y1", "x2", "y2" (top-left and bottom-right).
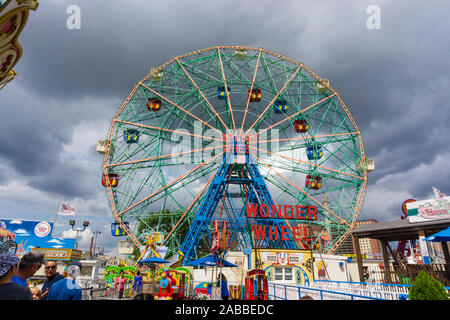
[
  {"x1": 311, "y1": 280, "x2": 450, "y2": 300},
  {"x1": 268, "y1": 282, "x2": 384, "y2": 300}
]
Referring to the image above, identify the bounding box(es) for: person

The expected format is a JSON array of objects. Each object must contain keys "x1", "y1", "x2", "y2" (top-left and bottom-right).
[
  {"x1": 114, "y1": 270, "x2": 127, "y2": 299},
  {"x1": 40, "y1": 260, "x2": 64, "y2": 300},
  {"x1": 0, "y1": 252, "x2": 33, "y2": 300},
  {"x1": 30, "y1": 285, "x2": 42, "y2": 300},
  {"x1": 217, "y1": 273, "x2": 229, "y2": 300},
  {"x1": 133, "y1": 293, "x2": 154, "y2": 300},
  {"x1": 11, "y1": 251, "x2": 44, "y2": 288},
  {"x1": 47, "y1": 261, "x2": 82, "y2": 300},
  {"x1": 300, "y1": 295, "x2": 314, "y2": 300},
  {"x1": 133, "y1": 270, "x2": 143, "y2": 296}
]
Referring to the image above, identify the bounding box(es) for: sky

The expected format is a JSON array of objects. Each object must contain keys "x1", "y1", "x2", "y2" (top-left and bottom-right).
[{"x1": 1, "y1": 0, "x2": 450, "y2": 254}]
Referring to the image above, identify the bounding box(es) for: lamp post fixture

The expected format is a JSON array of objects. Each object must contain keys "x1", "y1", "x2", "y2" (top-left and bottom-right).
[
  {"x1": 92, "y1": 231, "x2": 101, "y2": 258},
  {"x1": 69, "y1": 220, "x2": 90, "y2": 250}
]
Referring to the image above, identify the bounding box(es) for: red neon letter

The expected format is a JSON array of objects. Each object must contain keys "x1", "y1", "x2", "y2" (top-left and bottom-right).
[
  {"x1": 296, "y1": 205, "x2": 307, "y2": 220},
  {"x1": 247, "y1": 203, "x2": 258, "y2": 218},
  {"x1": 281, "y1": 226, "x2": 290, "y2": 241},
  {"x1": 284, "y1": 205, "x2": 294, "y2": 219},
  {"x1": 260, "y1": 204, "x2": 269, "y2": 218},
  {"x1": 271, "y1": 205, "x2": 283, "y2": 219},
  {"x1": 252, "y1": 224, "x2": 266, "y2": 240},
  {"x1": 269, "y1": 226, "x2": 279, "y2": 240},
  {"x1": 307, "y1": 206, "x2": 318, "y2": 220}
]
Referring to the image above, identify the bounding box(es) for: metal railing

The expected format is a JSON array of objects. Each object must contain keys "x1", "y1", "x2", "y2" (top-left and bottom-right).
[{"x1": 268, "y1": 282, "x2": 384, "y2": 300}]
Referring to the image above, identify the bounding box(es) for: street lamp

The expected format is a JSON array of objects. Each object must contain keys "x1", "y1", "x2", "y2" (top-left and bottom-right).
[{"x1": 69, "y1": 220, "x2": 90, "y2": 250}]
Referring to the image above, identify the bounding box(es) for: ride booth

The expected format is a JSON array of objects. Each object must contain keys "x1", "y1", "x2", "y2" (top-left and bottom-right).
[
  {"x1": 249, "y1": 249, "x2": 314, "y2": 298},
  {"x1": 244, "y1": 269, "x2": 268, "y2": 300}
]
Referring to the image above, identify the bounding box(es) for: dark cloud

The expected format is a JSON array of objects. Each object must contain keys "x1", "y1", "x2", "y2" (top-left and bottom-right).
[{"x1": 0, "y1": 0, "x2": 449, "y2": 254}]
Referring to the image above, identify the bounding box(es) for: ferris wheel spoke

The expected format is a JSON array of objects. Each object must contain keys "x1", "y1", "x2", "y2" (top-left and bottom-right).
[
  {"x1": 105, "y1": 145, "x2": 222, "y2": 169},
  {"x1": 246, "y1": 65, "x2": 302, "y2": 134},
  {"x1": 217, "y1": 47, "x2": 237, "y2": 133},
  {"x1": 241, "y1": 49, "x2": 262, "y2": 131},
  {"x1": 252, "y1": 146, "x2": 364, "y2": 182},
  {"x1": 114, "y1": 119, "x2": 221, "y2": 143},
  {"x1": 251, "y1": 152, "x2": 350, "y2": 227},
  {"x1": 250, "y1": 93, "x2": 337, "y2": 139},
  {"x1": 117, "y1": 151, "x2": 224, "y2": 218},
  {"x1": 175, "y1": 58, "x2": 228, "y2": 131},
  {"x1": 139, "y1": 82, "x2": 223, "y2": 135}
]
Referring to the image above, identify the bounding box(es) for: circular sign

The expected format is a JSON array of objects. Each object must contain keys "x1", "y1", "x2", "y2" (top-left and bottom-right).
[
  {"x1": 401, "y1": 199, "x2": 416, "y2": 218},
  {"x1": 34, "y1": 221, "x2": 51, "y2": 237}
]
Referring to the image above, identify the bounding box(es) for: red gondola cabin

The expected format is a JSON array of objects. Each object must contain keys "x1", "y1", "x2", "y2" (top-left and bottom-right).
[
  {"x1": 293, "y1": 119, "x2": 309, "y2": 133},
  {"x1": 305, "y1": 174, "x2": 322, "y2": 190},
  {"x1": 248, "y1": 88, "x2": 261, "y2": 102},
  {"x1": 102, "y1": 173, "x2": 119, "y2": 188},
  {"x1": 146, "y1": 98, "x2": 162, "y2": 111}
]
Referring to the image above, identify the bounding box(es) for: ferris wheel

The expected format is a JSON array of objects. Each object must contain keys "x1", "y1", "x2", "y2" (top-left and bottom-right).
[{"x1": 100, "y1": 46, "x2": 369, "y2": 261}]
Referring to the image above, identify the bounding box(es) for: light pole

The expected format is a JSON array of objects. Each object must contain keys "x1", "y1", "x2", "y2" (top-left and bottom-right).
[
  {"x1": 92, "y1": 231, "x2": 101, "y2": 258},
  {"x1": 69, "y1": 220, "x2": 90, "y2": 250}
]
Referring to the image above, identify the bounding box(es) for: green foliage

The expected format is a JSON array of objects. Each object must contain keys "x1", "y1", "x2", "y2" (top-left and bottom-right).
[{"x1": 409, "y1": 271, "x2": 449, "y2": 300}]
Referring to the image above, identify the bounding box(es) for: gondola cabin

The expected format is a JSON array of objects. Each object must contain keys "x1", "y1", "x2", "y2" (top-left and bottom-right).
[
  {"x1": 151, "y1": 68, "x2": 164, "y2": 82},
  {"x1": 146, "y1": 98, "x2": 162, "y2": 111},
  {"x1": 110, "y1": 222, "x2": 130, "y2": 236},
  {"x1": 293, "y1": 119, "x2": 309, "y2": 133},
  {"x1": 217, "y1": 86, "x2": 230, "y2": 100},
  {"x1": 305, "y1": 174, "x2": 322, "y2": 190},
  {"x1": 235, "y1": 49, "x2": 247, "y2": 60},
  {"x1": 123, "y1": 129, "x2": 140, "y2": 144},
  {"x1": 274, "y1": 100, "x2": 288, "y2": 114},
  {"x1": 248, "y1": 88, "x2": 262, "y2": 102},
  {"x1": 314, "y1": 79, "x2": 329, "y2": 94},
  {"x1": 306, "y1": 145, "x2": 323, "y2": 160},
  {"x1": 102, "y1": 173, "x2": 119, "y2": 188}
]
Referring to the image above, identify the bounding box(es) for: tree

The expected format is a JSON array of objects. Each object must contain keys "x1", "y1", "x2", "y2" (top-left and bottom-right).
[{"x1": 408, "y1": 271, "x2": 449, "y2": 300}]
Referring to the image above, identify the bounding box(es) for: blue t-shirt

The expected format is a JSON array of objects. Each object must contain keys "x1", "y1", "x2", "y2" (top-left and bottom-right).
[
  {"x1": 11, "y1": 275, "x2": 28, "y2": 288},
  {"x1": 47, "y1": 278, "x2": 82, "y2": 300},
  {"x1": 41, "y1": 273, "x2": 65, "y2": 300}
]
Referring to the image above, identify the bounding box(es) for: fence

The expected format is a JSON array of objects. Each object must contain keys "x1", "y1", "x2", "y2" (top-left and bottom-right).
[{"x1": 268, "y1": 282, "x2": 384, "y2": 300}]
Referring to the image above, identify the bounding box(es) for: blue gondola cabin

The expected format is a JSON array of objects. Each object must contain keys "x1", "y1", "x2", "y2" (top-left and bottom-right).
[
  {"x1": 306, "y1": 146, "x2": 323, "y2": 160},
  {"x1": 305, "y1": 174, "x2": 322, "y2": 190},
  {"x1": 102, "y1": 173, "x2": 119, "y2": 188},
  {"x1": 293, "y1": 120, "x2": 309, "y2": 133},
  {"x1": 217, "y1": 87, "x2": 230, "y2": 100},
  {"x1": 248, "y1": 88, "x2": 262, "y2": 102},
  {"x1": 147, "y1": 98, "x2": 162, "y2": 111},
  {"x1": 111, "y1": 222, "x2": 129, "y2": 236},
  {"x1": 274, "y1": 100, "x2": 288, "y2": 114},
  {"x1": 124, "y1": 129, "x2": 139, "y2": 144}
]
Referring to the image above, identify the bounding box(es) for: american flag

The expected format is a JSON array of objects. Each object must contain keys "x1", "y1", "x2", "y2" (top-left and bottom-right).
[{"x1": 57, "y1": 201, "x2": 76, "y2": 216}]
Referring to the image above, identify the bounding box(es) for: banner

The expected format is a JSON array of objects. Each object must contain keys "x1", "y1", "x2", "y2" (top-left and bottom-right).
[
  {"x1": 57, "y1": 201, "x2": 76, "y2": 216},
  {"x1": 0, "y1": 219, "x2": 76, "y2": 257}
]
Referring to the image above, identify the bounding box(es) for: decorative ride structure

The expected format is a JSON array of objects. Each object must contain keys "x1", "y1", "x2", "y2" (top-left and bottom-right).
[
  {"x1": 101, "y1": 46, "x2": 369, "y2": 263},
  {"x1": 0, "y1": 0, "x2": 39, "y2": 90}
]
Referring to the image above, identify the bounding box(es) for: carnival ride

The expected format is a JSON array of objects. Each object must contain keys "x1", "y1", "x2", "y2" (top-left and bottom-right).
[
  {"x1": 100, "y1": 46, "x2": 369, "y2": 264},
  {"x1": 0, "y1": 0, "x2": 39, "y2": 90}
]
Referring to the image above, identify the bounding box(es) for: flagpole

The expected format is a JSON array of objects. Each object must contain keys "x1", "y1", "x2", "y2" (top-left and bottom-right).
[{"x1": 51, "y1": 200, "x2": 61, "y2": 238}]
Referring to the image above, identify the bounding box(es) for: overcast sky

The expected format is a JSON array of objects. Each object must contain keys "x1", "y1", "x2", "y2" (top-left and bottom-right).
[{"x1": 1, "y1": 0, "x2": 449, "y2": 254}]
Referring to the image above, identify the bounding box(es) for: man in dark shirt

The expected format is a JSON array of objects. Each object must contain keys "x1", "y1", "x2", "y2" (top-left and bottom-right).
[
  {"x1": 41, "y1": 260, "x2": 64, "y2": 300},
  {"x1": 11, "y1": 251, "x2": 44, "y2": 288},
  {"x1": 0, "y1": 252, "x2": 33, "y2": 300}
]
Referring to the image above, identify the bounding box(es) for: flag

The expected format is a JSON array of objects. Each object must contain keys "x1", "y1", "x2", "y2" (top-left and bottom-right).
[
  {"x1": 432, "y1": 186, "x2": 447, "y2": 200},
  {"x1": 57, "y1": 201, "x2": 76, "y2": 216}
]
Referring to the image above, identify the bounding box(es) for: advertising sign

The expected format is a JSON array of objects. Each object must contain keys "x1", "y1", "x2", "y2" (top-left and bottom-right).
[
  {"x1": 0, "y1": 219, "x2": 76, "y2": 257},
  {"x1": 406, "y1": 191, "x2": 450, "y2": 223}
]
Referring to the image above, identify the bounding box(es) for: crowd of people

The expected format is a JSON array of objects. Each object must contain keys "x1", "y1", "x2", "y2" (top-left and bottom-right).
[{"x1": 0, "y1": 251, "x2": 82, "y2": 300}]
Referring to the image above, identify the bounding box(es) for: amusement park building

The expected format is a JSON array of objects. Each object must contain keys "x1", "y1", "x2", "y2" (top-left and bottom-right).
[{"x1": 335, "y1": 219, "x2": 381, "y2": 259}]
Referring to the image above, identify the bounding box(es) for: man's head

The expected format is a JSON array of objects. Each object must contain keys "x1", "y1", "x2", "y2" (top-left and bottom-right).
[
  {"x1": 0, "y1": 252, "x2": 20, "y2": 282},
  {"x1": 44, "y1": 260, "x2": 58, "y2": 278},
  {"x1": 17, "y1": 252, "x2": 44, "y2": 278}
]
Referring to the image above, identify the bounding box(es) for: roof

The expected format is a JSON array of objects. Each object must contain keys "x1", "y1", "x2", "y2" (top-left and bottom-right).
[{"x1": 350, "y1": 218, "x2": 450, "y2": 241}]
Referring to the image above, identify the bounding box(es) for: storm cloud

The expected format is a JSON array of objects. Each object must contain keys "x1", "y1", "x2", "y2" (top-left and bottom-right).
[{"x1": 1, "y1": 0, "x2": 450, "y2": 252}]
